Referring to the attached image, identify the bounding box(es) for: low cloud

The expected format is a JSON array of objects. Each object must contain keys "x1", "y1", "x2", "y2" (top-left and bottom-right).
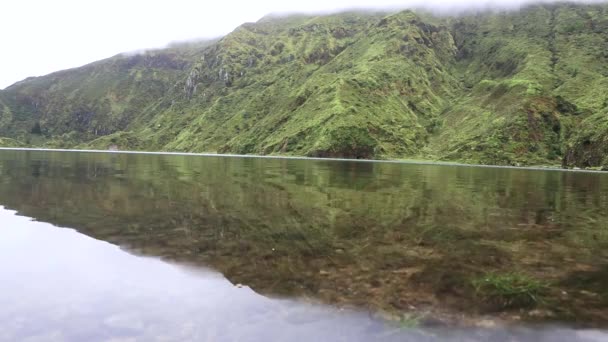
[
  {"x1": 265, "y1": 0, "x2": 608, "y2": 16},
  {"x1": 1, "y1": 0, "x2": 607, "y2": 89}
]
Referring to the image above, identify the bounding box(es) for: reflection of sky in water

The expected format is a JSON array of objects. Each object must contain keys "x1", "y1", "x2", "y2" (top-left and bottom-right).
[{"x1": 0, "y1": 206, "x2": 607, "y2": 342}]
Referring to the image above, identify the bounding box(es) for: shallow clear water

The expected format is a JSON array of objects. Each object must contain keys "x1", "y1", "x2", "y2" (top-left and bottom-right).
[
  {"x1": 0, "y1": 207, "x2": 394, "y2": 341},
  {"x1": 0, "y1": 150, "x2": 607, "y2": 341}
]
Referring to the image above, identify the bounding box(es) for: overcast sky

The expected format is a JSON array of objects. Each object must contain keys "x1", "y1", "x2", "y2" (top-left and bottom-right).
[{"x1": 1, "y1": 0, "x2": 606, "y2": 89}]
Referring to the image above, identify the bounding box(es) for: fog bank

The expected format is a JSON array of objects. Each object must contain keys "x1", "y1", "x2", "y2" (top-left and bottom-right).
[{"x1": 1, "y1": 0, "x2": 607, "y2": 89}]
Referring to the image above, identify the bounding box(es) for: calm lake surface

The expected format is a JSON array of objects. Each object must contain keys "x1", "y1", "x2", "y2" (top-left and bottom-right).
[{"x1": 1, "y1": 150, "x2": 607, "y2": 341}]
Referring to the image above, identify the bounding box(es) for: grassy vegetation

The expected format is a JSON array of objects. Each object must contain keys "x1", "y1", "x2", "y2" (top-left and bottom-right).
[
  {"x1": 78, "y1": 131, "x2": 147, "y2": 151},
  {"x1": 0, "y1": 4, "x2": 607, "y2": 167},
  {"x1": 472, "y1": 272, "x2": 548, "y2": 310},
  {"x1": 0, "y1": 137, "x2": 25, "y2": 147}
]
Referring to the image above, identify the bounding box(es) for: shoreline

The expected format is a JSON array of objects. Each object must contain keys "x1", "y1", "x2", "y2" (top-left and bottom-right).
[{"x1": 0, "y1": 147, "x2": 605, "y2": 174}]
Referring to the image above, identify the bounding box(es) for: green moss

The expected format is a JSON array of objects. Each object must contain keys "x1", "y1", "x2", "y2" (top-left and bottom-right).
[{"x1": 398, "y1": 313, "x2": 421, "y2": 329}]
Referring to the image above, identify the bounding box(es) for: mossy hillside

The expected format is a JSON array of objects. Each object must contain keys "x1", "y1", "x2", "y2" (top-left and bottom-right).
[
  {"x1": 563, "y1": 110, "x2": 608, "y2": 169},
  {"x1": 0, "y1": 41, "x2": 213, "y2": 144},
  {"x1": 144, "y1": 11, "x2": 461, "y2": 158},
  {"x1": 0, "y1": 4, "x2": 607, "y2": 167},
  {"x1": 427, "y1": 83, "x2": 577, "y2": 165},
  {"x1": 552, "y1": 3, "x2": 608, "y2": 112},
  {"x1": 424, "y1": 4, "x2": 607, "y2": 166},
  {"x1": 450, "y1": 6, "x2": 556, "y2": 89},
  {"x1": 78, "y1": 131, "x2": 147, "y2": 151}
]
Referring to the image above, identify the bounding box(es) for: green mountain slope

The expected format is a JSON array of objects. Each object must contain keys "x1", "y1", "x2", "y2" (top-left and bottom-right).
[
  {"x1": 0, "y1": 41, "x2": 215, "y2": 147},
  {"x1": 0, "y1": 4, "x2": 607, "y2": 168},
  {"x1": 428, "y1": 3, "x2": 608, "y2": 167}
]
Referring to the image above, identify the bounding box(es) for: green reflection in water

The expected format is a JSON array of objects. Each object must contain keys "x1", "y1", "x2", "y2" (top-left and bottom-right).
[{"x1": 0, "y1": 150, "x2": 607, "y2": 326}]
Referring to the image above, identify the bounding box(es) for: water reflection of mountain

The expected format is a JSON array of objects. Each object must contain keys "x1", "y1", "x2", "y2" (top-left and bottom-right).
[{"x1": 0, "y1": 151, "x2": 607, "y2": 326}]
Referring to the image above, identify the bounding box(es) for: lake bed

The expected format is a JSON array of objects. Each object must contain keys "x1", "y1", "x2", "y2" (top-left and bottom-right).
[{"x1": 1, "y1": 150, "x2": 607, "y2": 341}]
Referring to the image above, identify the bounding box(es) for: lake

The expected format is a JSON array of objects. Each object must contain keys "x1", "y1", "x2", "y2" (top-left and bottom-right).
[{"x1": 0, "y1": 150, "x2": 607, "y2": 341}]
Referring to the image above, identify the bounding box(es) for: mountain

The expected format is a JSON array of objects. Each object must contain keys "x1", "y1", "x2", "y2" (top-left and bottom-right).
[{"x1": 0, "y1": 3, "x2": 607, "y2": 169}]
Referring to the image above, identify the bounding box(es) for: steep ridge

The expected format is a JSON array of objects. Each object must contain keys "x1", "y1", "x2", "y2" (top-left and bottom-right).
[
  {"x1": 0, "y1": 4, "x2": 607, "y2": 168},
  {"x1": 150, "y1": 11, "x2": 461, "y2": 158},
  {"x1": 440, "y1": 3, "x2": 607, "y2": 168}
]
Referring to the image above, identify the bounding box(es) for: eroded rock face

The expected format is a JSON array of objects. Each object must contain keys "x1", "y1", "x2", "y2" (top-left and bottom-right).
[
  {"x1": 184, "y1": 69, "x2": 199, "y2": 97},
  {"x1": 563, "y1": 142, "x2": 608, "y2": 169}
]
